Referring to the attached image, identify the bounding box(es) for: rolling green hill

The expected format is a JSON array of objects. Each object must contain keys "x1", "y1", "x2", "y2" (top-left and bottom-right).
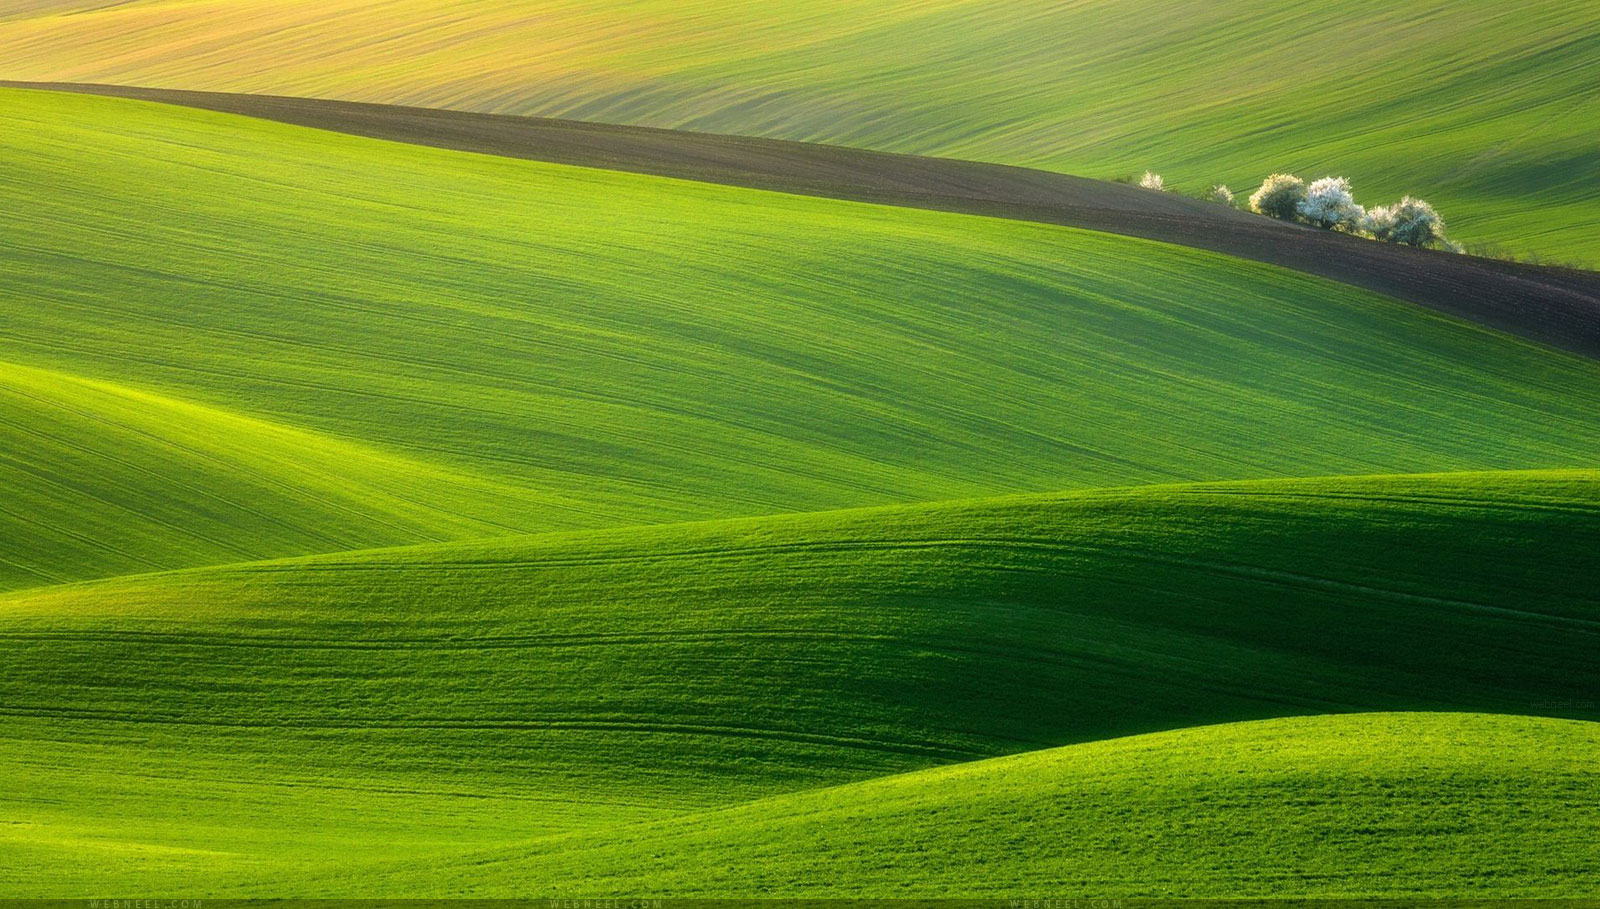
[
  {"x1": 0, "y1": 0, "x2": 1594, "y2": 260},
  {"x1": 0, "y1": 358, "x2": 549, "y2": 588},
  {"x1": 3, "y1": 470, "x2": 1598, "y2": 893},
  {"x1": 8, "y1": 89, "x2": 1600, "y2": 588},
  {"x1": 363, "y1": 713, "x2": 1600, "y2": 897},
  {"x1": 4, "y1": 84, "x2": 1599, "y2": 898}
]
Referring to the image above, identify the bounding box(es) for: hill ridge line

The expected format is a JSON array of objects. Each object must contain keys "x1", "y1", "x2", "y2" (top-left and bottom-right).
[
  {"x1": 0, "y1": 355, "x2": 545, "y2": 514},
  {"x1": 7, "y1": 466, "x2": 1593, "y2": 603},
  {"x1": 6, "y1": 80, "x2": 1600, "y2": 358},
  {"x1": 0, "y1": 356, "x2": 576, "y2": 591},
  {"x1": 260, "y1": 711, "x2": 1600, "y2": 895}
]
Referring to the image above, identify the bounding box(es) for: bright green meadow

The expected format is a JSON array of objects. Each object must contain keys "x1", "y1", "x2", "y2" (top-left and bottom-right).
[
  {"x1": 0, "y1": 88, "x2": 1597, "y2": 895},
  {"x1": 364, "y1": 713, "x2": 1600, "y2": 897},
  {"x1": 6, "y1": 89, "x2": 1600, "y2": 589},
  {"x1": 4, "y1": 471, "x2": 1599, "y2": 894}
]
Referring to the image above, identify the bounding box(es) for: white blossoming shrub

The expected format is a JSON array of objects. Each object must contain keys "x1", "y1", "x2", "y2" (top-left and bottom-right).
[
  {"x1": 1139, "y1": 171, "x2": 1166, "y2": 191},
  {"x1": 1364, "y1": 196, "x2": 1445, "y2": 247},
  {"x1": 1361, "y1": 205, "x2": 1398, "y2": 242},
  {"x1": 1207, "y1": 184, "x2": 1235, "y2": 206},
  {"x1": 1249, "y1": 174, "x2": 1306, "y2": 220},
  {"x1": 1297, "y1": 177, "x2": 1364, "y2": 231}
]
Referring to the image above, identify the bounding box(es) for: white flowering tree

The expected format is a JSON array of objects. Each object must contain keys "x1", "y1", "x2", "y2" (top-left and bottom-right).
[
  {"x1": 1298, "y1": 177, "x2": 1364, "y2": 231},
  {"x1": 1139, "y1": 171, "x2": 1166, "y2": 191},
  {"x1": 1249, "y1": 174, "x2": 1306, "y2": 220},
  {"x1": 1207, "y1": 184, "x2": 1235, "y2": 206},
  {"x1": 1363, "y1": 196, "x2": 1445, "y2": 247},
  {"x1": 1362, "y1": 205, "x2": 1397, "y2": 241}
]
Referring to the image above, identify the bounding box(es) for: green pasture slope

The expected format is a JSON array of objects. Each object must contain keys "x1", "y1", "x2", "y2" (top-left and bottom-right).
[
  {"x1": 0, "y1": 0, "x2": 1595, "y2": 260},
  {"x1": 0, "y1": 359, "x2": 542, "y2": 588},
  {"x1": 374, "y1": 713, "x2": 1600, "y2": 897},
  {"x1": 2, "y1": 90, "x2": 1599, "y2": 895},
  {"x1": 8, "y1": 89, "x2": 1600, "y2": 589},
  {"x1": 2, "y1": 471, "x2": 1598, "y2": 894}
]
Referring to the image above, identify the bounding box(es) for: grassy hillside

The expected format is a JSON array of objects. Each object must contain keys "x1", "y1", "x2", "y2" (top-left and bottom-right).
[
  {"x1": 362, "y1": 713, "x2": 1600, "y2": 897},
  {"x1": 0, "y1": 1, "x2": 1594, "y2": 260},
  {"x1": 9, "y1": 90, "x2": 1600, "y2": 586},
  {"x1": 4, "y1": 12, "x2": 1598, "y2": 899},
  {"x1": 3, "y1": 470, "x2": 1598, "y2": 892},
  {"x1": 0, "y1": 358, "x2": 552, "y2": 589}
]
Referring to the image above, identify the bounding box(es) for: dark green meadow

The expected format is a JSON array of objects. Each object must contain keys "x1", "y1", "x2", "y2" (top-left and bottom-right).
[{"x1": 3, "y1": 470, "x2": 1598, "y2": 893}]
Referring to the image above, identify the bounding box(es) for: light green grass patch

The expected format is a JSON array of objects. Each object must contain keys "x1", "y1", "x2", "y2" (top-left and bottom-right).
[
  {"x1": 7, "y1": 89, "x2": 1600, "y2": 587},
  {"x1": 376, "y1": 713, "x2": 1600, "y2": 897}
]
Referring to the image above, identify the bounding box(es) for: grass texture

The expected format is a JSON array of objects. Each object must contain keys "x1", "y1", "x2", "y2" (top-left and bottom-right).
[
  {"x1": 8, "y1": 89, "x2": 1600, "y2": 588},
  {"x1": 0, "y1": 358, "x2": 538, "y2": 588},
  {"x1": 2, "y1": 470, "x2": 1598, "y2": 893},
  {"x1": 364, "y1": 713, "x2": 1600, "y2": 897},
  {"x1": 4, "y1": 88, "x2": 1599, "y2": 897},
  {"x1": 0, "y1": 0, "x2": 1594, "y2": 260}
]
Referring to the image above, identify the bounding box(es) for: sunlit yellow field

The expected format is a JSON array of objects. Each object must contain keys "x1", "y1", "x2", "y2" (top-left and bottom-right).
[{"x1": 2, "y1": 0, "x2": 1595, "y2": 260}]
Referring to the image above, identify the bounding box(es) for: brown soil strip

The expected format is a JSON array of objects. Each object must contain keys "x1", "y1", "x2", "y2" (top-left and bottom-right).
[{"x1": 10, "y1": 80, "x2": 1600, "y2": 358}]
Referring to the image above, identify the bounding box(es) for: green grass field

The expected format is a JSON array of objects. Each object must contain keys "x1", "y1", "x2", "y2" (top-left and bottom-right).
[
  {"x1": 4, "y1": 471, "x2": 1597, "y2": 894},
  {"x1": 372, "y1": 713, "x2": 1600, "y2": 897},
  {"x1": 8, "y1": 89, "x2": 1600, "y2": 590},
  {"x1": 2, "y1": 88, "x2": 1598, "y2": 895},
  {"x1": 0, "y1": 358, "x2": 540, "y2": 587},
  {"x1": 0, "y1": 0, "x2": 1595, "y2": 261}
]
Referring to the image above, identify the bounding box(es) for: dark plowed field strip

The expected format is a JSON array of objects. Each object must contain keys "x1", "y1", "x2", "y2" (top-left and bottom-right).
[{"x1": 9, "y1": 80, "x2": 1600, "y2": 358}]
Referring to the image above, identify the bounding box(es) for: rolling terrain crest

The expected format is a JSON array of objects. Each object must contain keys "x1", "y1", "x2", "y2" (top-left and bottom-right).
[
  {"x1": 3, "y1": 472, "x2": 1598, "y2": 892},
  {"x1": 7, "y1": 90, "x2": 1600, "y2": 587},
  {"x1": 0, "y1": 81, "x2": 1596, "y2": 896}
]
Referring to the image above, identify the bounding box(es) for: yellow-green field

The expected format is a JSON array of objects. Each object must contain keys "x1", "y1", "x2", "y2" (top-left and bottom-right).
[
  {"x1": 1, "y1": 0, "x2": 1595, "y2": 260},
  {"x1": 8, "y1": 89, "x2": 1600, "y2": 591}
]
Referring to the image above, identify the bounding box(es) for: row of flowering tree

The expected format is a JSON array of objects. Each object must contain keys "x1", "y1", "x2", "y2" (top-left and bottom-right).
[
  {"x1": 1140, "y1": 171, "x2": 1456, "y2": 251},
  {"x1": 1247, "y1": 174, "x2": 1452, "y2": 250}
]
